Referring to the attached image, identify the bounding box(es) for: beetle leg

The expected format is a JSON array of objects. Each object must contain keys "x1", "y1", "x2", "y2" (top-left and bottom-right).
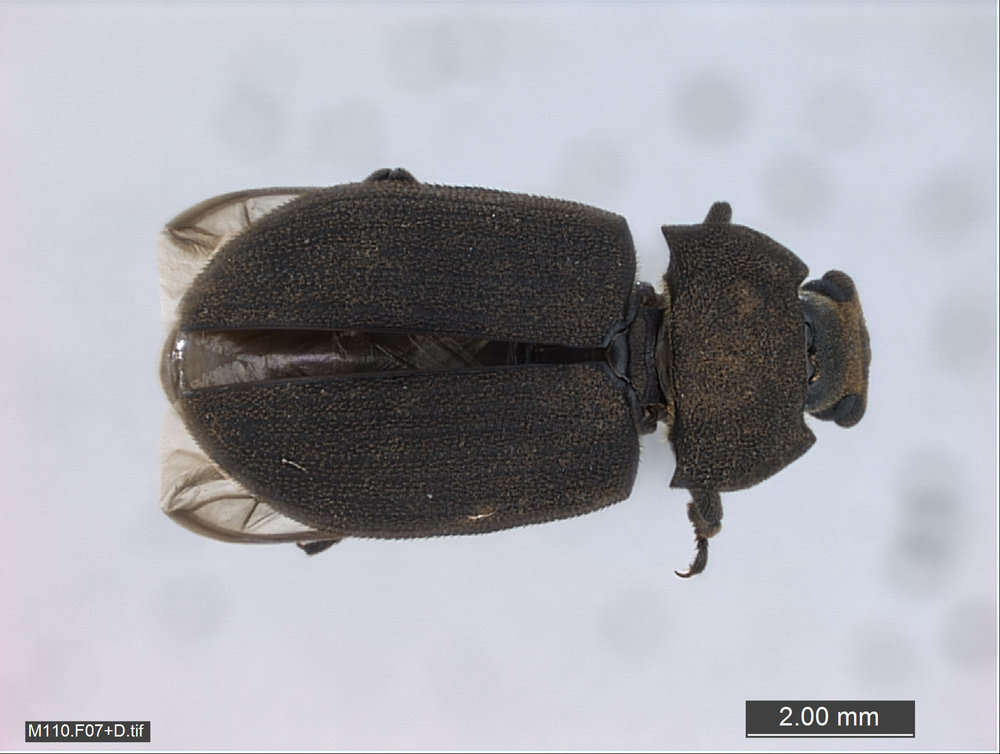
[
  {"x1": 364, "y1": 167, "x2": 417, "y2": 183},
  {"x1": 296, "y1": 539, "x2": 343, "y2": 555},
  {"x1": 674, "y1": 489, "x2": 723, "y2": 578},
  {"x1": 702, "y1": 201, "x2": 732, "y2": 224}
]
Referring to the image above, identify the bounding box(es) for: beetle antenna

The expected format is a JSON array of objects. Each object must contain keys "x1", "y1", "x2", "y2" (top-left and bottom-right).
[{"x1": 674, "y1": 489, "x2": 723, "y2": 578}]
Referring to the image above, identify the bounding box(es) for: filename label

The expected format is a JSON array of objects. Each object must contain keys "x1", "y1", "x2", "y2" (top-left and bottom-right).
[{"x1": 25, "y1": 721, "x2": 151, "y2": 743}]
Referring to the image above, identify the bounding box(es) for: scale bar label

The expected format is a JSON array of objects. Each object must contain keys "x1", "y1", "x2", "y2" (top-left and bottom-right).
[{"x1": 745, "y1": 700, "x2": 914, "y2": 737}]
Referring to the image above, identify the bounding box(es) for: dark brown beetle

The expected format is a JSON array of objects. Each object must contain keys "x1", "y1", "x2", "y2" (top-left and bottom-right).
[{"x1": 158, "y1": 168, "x2": 870, "y2": 576}]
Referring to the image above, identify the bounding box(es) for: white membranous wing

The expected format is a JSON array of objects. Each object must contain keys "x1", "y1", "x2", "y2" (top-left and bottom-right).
[{"x1": 158, "y1": 188, "x2": 342, "y2": 545}]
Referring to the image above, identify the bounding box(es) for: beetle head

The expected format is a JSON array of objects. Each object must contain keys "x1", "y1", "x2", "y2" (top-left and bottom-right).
[{"x1": 800, "y1": 270, "x2": 871, "y2": 427}]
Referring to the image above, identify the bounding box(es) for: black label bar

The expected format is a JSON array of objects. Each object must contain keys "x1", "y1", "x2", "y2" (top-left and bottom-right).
[
  {"x1": 746, "y1": 700, "x2": 914, "y2": 737},
  {"x1": 25, "y1": 721, "x2": 151, "y2": 743}
]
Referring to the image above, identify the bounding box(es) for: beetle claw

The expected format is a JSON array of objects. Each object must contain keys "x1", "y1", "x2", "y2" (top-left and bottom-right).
[{"x1": 674, "y1": 536, "x2": 709, "y2": 578}]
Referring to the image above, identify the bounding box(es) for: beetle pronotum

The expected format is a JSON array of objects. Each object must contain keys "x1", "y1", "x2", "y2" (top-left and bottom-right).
[{"x1": 158, "y1": 168, "x2": 871, "y2": 576}]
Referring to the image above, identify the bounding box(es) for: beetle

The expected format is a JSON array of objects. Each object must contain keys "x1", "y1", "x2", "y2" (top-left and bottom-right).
[{"x1": 158, "y1": 167, "x2": 871, "y2": 576}]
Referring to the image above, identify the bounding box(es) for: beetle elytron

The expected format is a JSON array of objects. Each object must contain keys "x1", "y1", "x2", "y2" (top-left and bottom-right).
[{"x1": 158, "y1": 168, "x2": 870, "y2": 576}]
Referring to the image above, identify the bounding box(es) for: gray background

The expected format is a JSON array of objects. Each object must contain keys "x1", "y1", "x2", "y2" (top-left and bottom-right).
[{"x1": 1, "y1": 1, "x2": 996, "y2": 750}]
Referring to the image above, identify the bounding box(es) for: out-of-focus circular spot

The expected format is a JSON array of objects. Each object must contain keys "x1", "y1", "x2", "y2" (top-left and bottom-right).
[
  {"x1": 929, "y1": 293, "x2": 995, "y2": 375},
  {"x1": 672, "y1": 71, "x2": 749, "y2": 144},
  {"x1": 851, "y1": 624, "x2": 916, "y2": 684},
  {"x1": 760, "y1": 153, "x2": 833, "y2": 223},
  {"x1": 926, "y1": 15, "x2": 995, "y2": 83},
  {"x1": 386, "y1": 18, "x2": 505, "y2": 92},
  {"x1": 310, "y1": 99, "x2": 387, "y2": 172},
  {"x1": 595, "y1": 587, "x2": 669, "y2": 663},
  {"x1": 897, "y1": 525, "x2": 953, "y2": 561},
  {"x1": 885, "y1": 453, "x2": 961, "y2": 597},
  {"x1": 802, "y1": 81, "x2": 873, "y2": 149},
  {"x1": 215, "y1": 84, "x2": 283, "y2": 158},
  {"x1": 552, "y1": 137, "x2": 630, "y2": 201},
  {"x1": 152, "y1": 576, "x2": 230, "y2": 644},
  {"x1": 909, "y1": 169, "x2": 986, "y2": 236},
  {"x1": 940, "y1": 599, "x2": 997, "y2": 668}
]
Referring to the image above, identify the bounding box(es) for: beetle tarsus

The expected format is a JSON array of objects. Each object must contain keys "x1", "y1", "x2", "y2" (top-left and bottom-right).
[
  {"x1": 674, "y1": 489, "x2": 722, "y2": 578},
  {"x1": 675, "y1": 536, "x2": 709, "y2": 578}
]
